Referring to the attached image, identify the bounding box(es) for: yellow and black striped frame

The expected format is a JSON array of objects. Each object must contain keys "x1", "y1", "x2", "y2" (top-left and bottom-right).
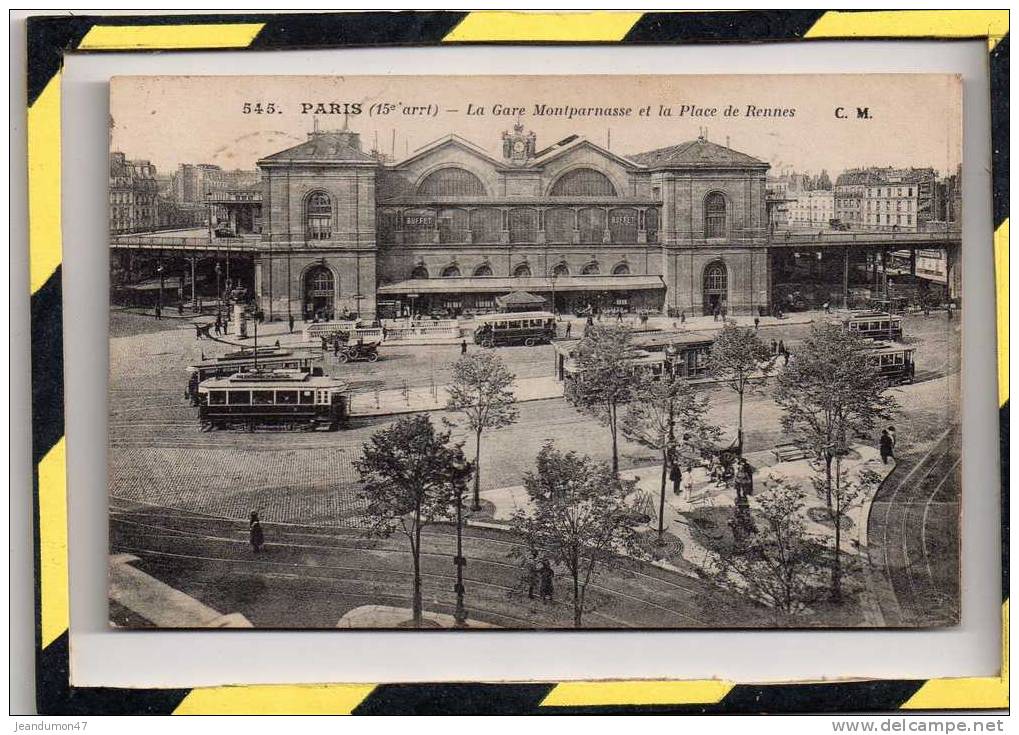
[{"x1": 25, "y1": 10, "x2": 1009, "y2": 715}]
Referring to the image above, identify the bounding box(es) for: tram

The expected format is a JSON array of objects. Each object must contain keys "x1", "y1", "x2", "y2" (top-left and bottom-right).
[
  {"x1": 837, "y1": 310, "x2": 903, "y2": 341},
  {"x1": 554, "y1": 331, "x2": 715, "y2": 383},
  {"x1": 863, "y1": 341, "x2": 916, "y2": 385},
  {"x1": 473, "y1": 311, "x2": 556, "y2": 348},
  {"x1": 187, "y1": 347, "x2": 321, "y2": 403},
  {"x1": 196, "y1": 369, "x2": 348, "y2": 431}
]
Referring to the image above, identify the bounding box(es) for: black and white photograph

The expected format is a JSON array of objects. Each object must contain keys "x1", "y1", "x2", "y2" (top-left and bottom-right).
[{"x1": 106, "y1": 74, "x2": 962, "y2": 630}]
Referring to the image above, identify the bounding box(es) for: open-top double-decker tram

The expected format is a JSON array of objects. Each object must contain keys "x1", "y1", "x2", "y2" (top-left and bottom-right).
[
  {"x1": 186, "y1": 347, "x2": 322, "y2": 403},
  {"x1": 196, "y1": 369, "x2": 349, "y2": 431}
]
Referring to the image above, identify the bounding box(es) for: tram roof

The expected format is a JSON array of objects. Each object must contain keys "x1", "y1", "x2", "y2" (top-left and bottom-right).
[
  {"x1": 198, "y1": 370, "x2": 347, "y2": 389},
  {"x1": 473, "y1": 311, "x2": 555, "y2": 322},
  {"x1": 863, "y1": 341, "x2": 915, "y2": 354}
]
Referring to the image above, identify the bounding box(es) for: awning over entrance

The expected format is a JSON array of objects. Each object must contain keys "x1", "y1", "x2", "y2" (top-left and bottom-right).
[{"x1": 377, "y1": 275, "x2": 666, "y2": 295}]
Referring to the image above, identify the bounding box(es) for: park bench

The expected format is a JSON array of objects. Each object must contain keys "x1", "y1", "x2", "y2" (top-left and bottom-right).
[{"x1": 772, "y1": 442, "x2": 811, "y2": 462}]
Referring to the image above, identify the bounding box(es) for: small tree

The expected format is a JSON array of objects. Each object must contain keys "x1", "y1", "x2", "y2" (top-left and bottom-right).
[
  {"x1": 510, "y1": 442, "x2": 645, "y2": 627},
  {"x1": 812, "y1": 456, "x2": 874, "y2": 602},
  {"x1": 774, "y1": 322, "x2": 896, "y2": 507},
  {"x1": 621, "y1": 373, "x2": 720, "y2": 540},
  {"x1": 445, "y1": 352, "x2": 519, "y2": 511},
  {"x1": 566, "y1": 325, "x2": 636, "y2": 474},
  {"x1": 354, "y1": 414, "x2": 472, "y2": 626},
  {"x1": 697, "y1": 478, "x2": 825, "y2": 621},
  {"x1": 706, "y1": 322, "x2": 773, "y2": 456}
]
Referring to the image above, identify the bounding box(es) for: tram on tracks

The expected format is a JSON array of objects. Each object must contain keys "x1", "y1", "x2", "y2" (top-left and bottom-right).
[
  {"x1": 863, "y1": 341, "x2": 916, "y2": 385},
  {"x1": 187, "y1": 347, "x2": 321, "y2": 403},
  {"x1": 836, "y1": 310, "x2": 904, "y2": 341},
  {"x1": 473, "y1": 311, "x2": 556, "y2": 348},
  {"x1": 196, "y1": 369, "x2": 349, "y2": 431},
  {"x1": 554, "y1": 330, "x2": 715, "y2": 385}
]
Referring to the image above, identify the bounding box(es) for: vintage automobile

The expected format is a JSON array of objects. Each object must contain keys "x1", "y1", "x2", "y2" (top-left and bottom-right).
[{"x1": 336, "y1": 340, "x2": 381, "y2": 363}]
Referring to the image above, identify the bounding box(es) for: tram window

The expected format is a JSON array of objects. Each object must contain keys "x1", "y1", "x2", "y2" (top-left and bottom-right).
[
  {"x1": 299, "y1": 390, "x2": 315, "y2": 405},
  {"x1": 227, "y1": 390, "x2": 250, "y2": 405},
  {"x1": 209, "y1": 391, "x2": 226, "y2": 405},
  {"x1": 277, "y1": 390, "x2": 298, "y2": 405},
  {"x1": 253, "y1": 390, "x2": 274, "y2": 405}
]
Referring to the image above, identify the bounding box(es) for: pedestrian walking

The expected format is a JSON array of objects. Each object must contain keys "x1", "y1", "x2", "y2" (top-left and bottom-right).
[
  {"x1": 713, "y1": 306, "x2": 719, "y2": 322},
  {"x1": 721, "y1": 305, "x2": 728, "y2": 321},
  {"x1": 213, "y1": 321, "x2": 221, "y2": 336},
  {"x1": 249, "y1": 511, "x2": 265, "y2": 553},
  {"x1": 195, "y1": 323, "x2": 203, "y2": 340},
  {"x1": 177, "y1": 302, "x2": 184, "y2": 315},
  {"x1": 670, "y1": 462, "x2": 683, "y2": 496},
  {"x1": 538, "y1": 560, "x2": 555, "y2": 603},
  {"x1": 946, "y1": 302, "x2": 953, "y2": 321},
  {"x1": 154, "y1": 305, "x2": 162, "y2": 320},
  {"x1": 460, "y1": 339, "x2": 468, "y2": 355},
  {"x1": 778, "y1": 340, "x2": 786, "y2": 356},
  {"x1": 879, "y1": 429, "x2": 894, "y2": 464},
  {"x1": 753, "y1": 316, "x2": 760, "y2": 331},
  {"x1": 564, "y1": 321, "x2": 572, "y2": 339},
  {"x1": 288, "y1": 314, "x2": 295, "y2": 333},
  {"x1": 680, "y1": 310, "x2": 686, "y2": 324},
  {"x1": 823, "y1": 301, "x2": 831, "y2": 314},
  {"x1": 770, "y1": 339, "x2": 778, "y2": 355}
]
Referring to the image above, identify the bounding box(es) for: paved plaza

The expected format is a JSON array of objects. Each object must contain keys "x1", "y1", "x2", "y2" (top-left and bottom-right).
[{"x1": 108, "y1": 307, "x2": 961, "y2": 628}]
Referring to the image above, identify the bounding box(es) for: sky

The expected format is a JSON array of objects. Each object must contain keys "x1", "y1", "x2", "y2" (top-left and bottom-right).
[{"x1": 110, "y1": 74, "x2": 962, "y2": 177}]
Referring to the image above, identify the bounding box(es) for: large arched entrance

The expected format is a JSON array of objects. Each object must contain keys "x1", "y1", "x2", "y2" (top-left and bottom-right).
[
  {"x1": 703, "y1": 261, "x2": 728, "y2": 315},
  {"x1": 304, "y1": 265, "x2": 335, "y2": 320}
]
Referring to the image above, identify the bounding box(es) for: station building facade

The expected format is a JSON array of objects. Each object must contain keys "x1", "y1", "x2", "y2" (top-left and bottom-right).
[{"x1": 253, "y1": 123, "x2": 771, "y2": 321}]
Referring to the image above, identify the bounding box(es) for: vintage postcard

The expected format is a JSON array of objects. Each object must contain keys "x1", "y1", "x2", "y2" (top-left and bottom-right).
[{"x1": 107, "y1": 74, "x2": 961, "y2": 629}]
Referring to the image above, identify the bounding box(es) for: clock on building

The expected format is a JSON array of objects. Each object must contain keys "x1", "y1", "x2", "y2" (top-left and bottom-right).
[{"x1": 502, "y1": 123, "x2": 535, "y2": 164}]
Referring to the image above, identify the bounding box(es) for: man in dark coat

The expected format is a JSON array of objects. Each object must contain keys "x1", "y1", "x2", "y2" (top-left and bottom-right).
[
  {"x1": 564, "y1": 321, "x2": 572, "y2": 339},
  {"x1": 879, "y1": 430, "x2": 894, "y2": 464},
  {"x1": 525, "y1": 553, "x2": 540, "y2": 600},
  {"x1": 539, "y1": 560, "x2": 555, "y2": 603},
  {"x1": 288, "y1": 314, "x2": 295, "y2": 334},
  {"x1": 461, "y1": 339, "x2": 468, "y2": 355},
  {"x1": 249, "y1": 511, "x2": 265, "y2": 553},
  {"x1": 670, "y1": 462, "x2": 683, "y2": 496}
]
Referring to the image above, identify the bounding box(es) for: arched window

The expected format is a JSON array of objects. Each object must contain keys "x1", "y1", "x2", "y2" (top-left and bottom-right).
[
  {"x1": 552, "y1": 262, "x2": 570, "y2": 277},
  {"x1": 473, "y1": 264, "x2": 493, "y2": 277},
  {"x1": 705, "y1": 192, "x2": 727, "y2": 238},
  {"x1": 306, "y1": 191, "x2": 332, "y2": 240},
  {"x1": 612, "y1": 262, "x2": 631, "y2": 275},
  {"x1": 417, "y1": 168, "x2": 487, "y2": 197},
  {"x1": 581, "y1": 261, "x2": 600, "y2": 275},
  {"x1": 513, "y1": 262, "x2": 532, "y2": 277},
  {"x1": 441, "y1": 264, "x2": 462, "y2": 278},
  {"x1": 550, "y1": 168, "x2": 617, "y2": 196},
  {"x1": 411, "y1": 265, "x2": 429, "y2": 279},
  {"x1": 704, "y1": 262, "x2": 728, "y2": 293},
  {"x1": 608, "y1": 207, "x2": 638, "y2": 243}
]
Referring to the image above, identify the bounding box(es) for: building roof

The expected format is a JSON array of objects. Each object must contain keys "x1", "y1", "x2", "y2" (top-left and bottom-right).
[
  {"x1": 258, "y1": 130, "x2": 376, "y2": 165},
  {"x1": 627, "y1": 137, "x2": 768, "y2": 170},
  {"x1": 378, "y1": 275, "x2": 666, "y2": 295}
]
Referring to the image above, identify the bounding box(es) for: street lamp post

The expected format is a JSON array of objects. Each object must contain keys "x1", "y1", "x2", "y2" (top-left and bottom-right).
[
  {"x1": 156, "y1": 260, "x2": 164, "y2": 318},
  {"x1": 215, "y1": 262, "x2": 223, "y2": 322}
]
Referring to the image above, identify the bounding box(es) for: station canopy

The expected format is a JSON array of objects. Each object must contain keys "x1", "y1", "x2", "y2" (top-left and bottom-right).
[
  {"x1": 377, "y1": 275, "x2": 666, "y2": 295},
  {"x1": 495, "y1": 290, "x2": 546, "y2": 310}
]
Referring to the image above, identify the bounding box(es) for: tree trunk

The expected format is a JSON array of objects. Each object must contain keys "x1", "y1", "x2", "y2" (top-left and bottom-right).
[
  {"x1": 737, "y1": 387, "x2": 745, "y2": 457},
  {"x1": 657, "y1": 449, "x2": 668, "y2": 540},
  {"x1": 609, "y1": 402, "x2": 619, "y2": 475},
  {"x1": 412, "y1": 508, "x2": 423, "y2": 625},
  {"x1": 471, "y1": 427, "x2": 483, "y2": 511},
  {"x1": 831, "y1": 513, "x2": 842, "y2": 602},
  {"x1": 824, "y1": 453, "x2": 833, "y2": 508},
  {"x1": 573, "y1": 573, "x2": 582, "y2": 628}
]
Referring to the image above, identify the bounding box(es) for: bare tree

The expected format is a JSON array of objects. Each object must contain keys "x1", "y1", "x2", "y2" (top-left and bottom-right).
[
  {"x1": 510, "y1": 442, "x2": 645, "y2": 627},
  {"x1": 354, "y1": 414, "x2": 472, "y2": 626},
  {"x1": 696, "y1": 478, "x2": 825, "y2": 621},
  {"x1": 565, "y1": 325, "x2": 636, "y2": 474},
  {"x1": 706, "y1": 321, "x2": 773, "y2": 456},
  {"x1": 445, "y1": 351, "x2": 519, "y2": 511},
  {"x1": 774, "y1": 322, "x2": 895, "y2": 506},
  {"x1": 621, "y1": 373, "x2": 719, "y2": 540},
  {"x1": 812, "y1": 457, "x2": 874, "y2": 602}
]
